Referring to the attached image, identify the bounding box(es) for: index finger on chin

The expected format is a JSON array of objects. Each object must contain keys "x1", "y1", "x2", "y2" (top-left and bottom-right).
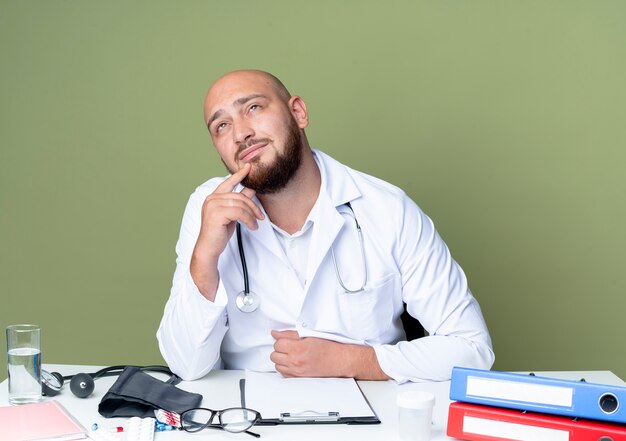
[{"x1": 215, "y1": 163, "x2": 251, "y2": 193}]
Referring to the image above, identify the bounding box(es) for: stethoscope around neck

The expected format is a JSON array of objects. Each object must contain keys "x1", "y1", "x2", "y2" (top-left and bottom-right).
[{"x1": 235, "y1": 202, "x2": 368, "y2": 313}]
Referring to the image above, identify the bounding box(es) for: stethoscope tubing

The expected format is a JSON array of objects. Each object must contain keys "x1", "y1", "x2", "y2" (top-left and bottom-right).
[
  {"x1": 331, "y1": 204, "x2": 367, "y2": 293},
  {"x1": 236, "y1": 223, "x2": 250, "y2": 295},
  {"x1": 235, "y1": 202, "x2": 367, "y2": 312},
  {"x1": 61, "y1": 365, "x2": 179, "y2": 383}
]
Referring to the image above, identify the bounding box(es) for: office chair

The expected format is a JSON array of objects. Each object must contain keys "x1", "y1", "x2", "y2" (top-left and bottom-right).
[{"x1": 400, "y1": 303, "x2": 425, "y2": 341}]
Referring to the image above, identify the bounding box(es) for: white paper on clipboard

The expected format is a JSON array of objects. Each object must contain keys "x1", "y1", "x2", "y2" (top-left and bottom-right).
[{"x1": 243, "y1": 371, "x2": 377, "y2": 422}]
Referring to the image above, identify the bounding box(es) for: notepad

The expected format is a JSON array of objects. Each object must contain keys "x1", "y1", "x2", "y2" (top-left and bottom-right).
[
  {"x1": 242, "y1": 371, "x2": 379, "y2": 424},
  {"x1": 0, "y1": 400, "x2": 87, "y2": 441}
]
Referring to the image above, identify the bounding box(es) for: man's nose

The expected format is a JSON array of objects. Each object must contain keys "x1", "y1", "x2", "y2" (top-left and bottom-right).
[{"x1": 232, "y1": 119, "x2": 254, "y2": 144}]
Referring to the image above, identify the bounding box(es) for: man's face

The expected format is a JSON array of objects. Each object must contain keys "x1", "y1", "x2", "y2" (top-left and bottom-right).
[
  {"x1": 235, "y1": 115, "x2": 303, "y2": 193},
  {"x1": 204, "y1": 72, "x2": 306, "y2": 194}
]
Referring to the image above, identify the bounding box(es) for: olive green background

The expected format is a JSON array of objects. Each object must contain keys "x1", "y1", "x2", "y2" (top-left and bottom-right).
[{"x1": 1, "y1": 1, "x2": 625, "y2": 382}]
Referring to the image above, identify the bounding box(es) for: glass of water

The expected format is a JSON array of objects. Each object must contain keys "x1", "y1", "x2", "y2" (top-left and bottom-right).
[{"x1": 6, "y1": 324, "x2": 42, "y2": 405}]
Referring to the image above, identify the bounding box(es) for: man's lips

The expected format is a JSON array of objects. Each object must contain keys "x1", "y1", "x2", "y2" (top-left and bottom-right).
[{"x1": 239, "y1": 142, "x2": 268, "y2": 162}]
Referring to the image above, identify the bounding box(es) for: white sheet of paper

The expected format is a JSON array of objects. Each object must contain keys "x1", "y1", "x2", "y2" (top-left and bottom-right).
[{"x1": 244, "y1": 371, "x2": 376, "y2": 420}]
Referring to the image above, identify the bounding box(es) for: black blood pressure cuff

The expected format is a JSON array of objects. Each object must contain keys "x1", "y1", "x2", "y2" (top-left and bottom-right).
[{"x1": 98, "y1": 366, "x2": 203, "y2": 418}]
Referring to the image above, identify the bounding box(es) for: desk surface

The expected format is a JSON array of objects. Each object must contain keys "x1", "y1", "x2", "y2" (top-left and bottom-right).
[{"x1": 1, "y1": 365, "x2": 624, "y2": 441}]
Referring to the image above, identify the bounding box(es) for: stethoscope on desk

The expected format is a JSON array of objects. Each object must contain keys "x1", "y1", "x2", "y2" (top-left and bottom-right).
[{"x1": 235, "y1": 202, "x2": 368, "y2": 313}]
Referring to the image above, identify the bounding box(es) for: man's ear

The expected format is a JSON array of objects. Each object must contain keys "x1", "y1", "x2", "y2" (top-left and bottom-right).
[{"x1": 288, "y1": 95, "x2": 309, "y2": 129}]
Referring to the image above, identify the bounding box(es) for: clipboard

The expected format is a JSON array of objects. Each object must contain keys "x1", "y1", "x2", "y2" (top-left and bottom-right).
[{"x1": 239, "y1": 371, "x2": 380, "y2": 425}]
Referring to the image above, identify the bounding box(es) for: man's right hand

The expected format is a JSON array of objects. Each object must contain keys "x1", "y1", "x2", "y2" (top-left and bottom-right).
[{"x1": 190, "y1": 163, "x2": 265, "y2": 301}]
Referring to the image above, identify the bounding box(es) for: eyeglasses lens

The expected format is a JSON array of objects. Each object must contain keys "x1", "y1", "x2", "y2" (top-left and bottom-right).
[
  {"x1": 181, "y1": 408, "x2": 213, "y2": 432},
  {"x1": 220, "y1": 408, "x2": 259, "y2": 433}
]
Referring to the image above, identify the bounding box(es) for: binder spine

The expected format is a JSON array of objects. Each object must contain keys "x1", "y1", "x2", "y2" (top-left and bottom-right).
[
  {"x1": 450, "y1": 367, "x2": 626, "y2": 423},
  {"x1": 446, "y1": 401, "x2": 626, "y2": 441}
]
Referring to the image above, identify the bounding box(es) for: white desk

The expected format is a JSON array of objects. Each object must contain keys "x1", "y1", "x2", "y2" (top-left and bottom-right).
[{"x1": 1, "y1": 365, "x2": 624, "y2": 440}]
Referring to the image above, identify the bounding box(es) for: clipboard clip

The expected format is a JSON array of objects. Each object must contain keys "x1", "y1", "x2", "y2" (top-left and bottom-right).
[{"x1": 280, "y1": 410, "x2": 340, "y2": 422}]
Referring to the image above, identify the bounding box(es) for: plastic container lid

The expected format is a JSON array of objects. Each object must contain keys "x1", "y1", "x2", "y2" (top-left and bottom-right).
[{"x1": 396, "y1": 390, "x2": 436, "y2": 410}]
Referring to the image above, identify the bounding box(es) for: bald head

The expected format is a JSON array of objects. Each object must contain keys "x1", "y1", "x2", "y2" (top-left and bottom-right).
[
  {"x1": 237, "y1": 70, "x2": 291, "y2": 100},
  {"x1": 204, "y1": 70, "x2": 292, "y2": 127}
]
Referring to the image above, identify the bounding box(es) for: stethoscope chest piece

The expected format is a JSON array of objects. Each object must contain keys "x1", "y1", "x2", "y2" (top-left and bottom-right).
[{"x1": 236, "y1": 290, "x2": 260, "y2": 313}]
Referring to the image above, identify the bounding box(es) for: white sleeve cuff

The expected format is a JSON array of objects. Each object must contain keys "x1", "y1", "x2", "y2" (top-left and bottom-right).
[{"x1": 373, "y1": 336, "x2": 495, "y2": 384}]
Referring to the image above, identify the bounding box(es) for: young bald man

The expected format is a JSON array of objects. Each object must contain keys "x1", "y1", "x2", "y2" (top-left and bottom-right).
[{"x1": 157, "y1": 70, "x2": 494, "y2": 382}]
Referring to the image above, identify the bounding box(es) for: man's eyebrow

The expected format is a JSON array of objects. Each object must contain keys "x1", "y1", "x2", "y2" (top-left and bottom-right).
[
  {"x1": 206, "y1": 109, "x2": 223, "y2": 129},
  {"x1": 233, "y1": 93, "x2": 267, "y2": 107},
  {"x1": 206, "y1": 94, "x2": 268, "y2": 129}
]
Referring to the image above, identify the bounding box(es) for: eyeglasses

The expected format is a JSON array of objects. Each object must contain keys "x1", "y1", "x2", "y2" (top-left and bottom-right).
[{"x1": 179, "y1": 407, "x2": 262, "y2": 438}]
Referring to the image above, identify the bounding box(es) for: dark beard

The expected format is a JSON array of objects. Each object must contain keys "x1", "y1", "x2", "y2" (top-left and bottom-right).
[{"x1": 237, "y1": 119, "x2": 303, "y2": 194}]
